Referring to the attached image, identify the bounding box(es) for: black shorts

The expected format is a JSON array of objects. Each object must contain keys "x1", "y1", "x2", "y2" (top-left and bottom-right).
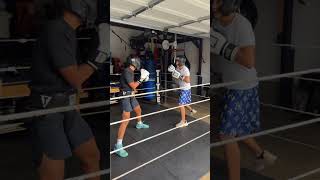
[
  {"x1": 31, "y1": 110, "x2": 93, "y2": 166},
  {"x1": 121, "y1": 97, "x2": 140, "y2": 112}
]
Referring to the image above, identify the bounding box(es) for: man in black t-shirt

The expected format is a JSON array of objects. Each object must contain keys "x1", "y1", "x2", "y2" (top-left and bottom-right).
[
  {"x1": 113, "y1": 57, "x2": 150, "y2": 158},
  {"x1": 30, "y1": 1, "x2": 108, "y2": 179}
]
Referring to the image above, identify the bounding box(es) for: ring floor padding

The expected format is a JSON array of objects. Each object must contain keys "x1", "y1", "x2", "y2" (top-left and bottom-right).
[
  {"x1": 211, "y1": 158, "x2": 274, "y2": 180},
  {"x1": 110, "y1": 101, "x2": 210, "y2": 180},
  {"x1": 0, "y1": 114, "x2": 109, "y2": 180}
]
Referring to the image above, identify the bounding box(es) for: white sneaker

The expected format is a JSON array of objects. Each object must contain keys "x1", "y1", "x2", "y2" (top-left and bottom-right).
[
  {"x1": 176, "y1": 121, "x2": 188, "y2": 128},
  {"x1": 255, "y1": 150, "x2": 278, "y2": 171},
  {"x1": 190, "y1": 109, "x2": 197, "y2": 115}
]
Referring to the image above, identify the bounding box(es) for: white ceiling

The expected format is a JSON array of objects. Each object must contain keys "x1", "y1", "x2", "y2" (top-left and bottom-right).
[{"x1": 110, "y1": 0, "x2": 210, "y2": 38}]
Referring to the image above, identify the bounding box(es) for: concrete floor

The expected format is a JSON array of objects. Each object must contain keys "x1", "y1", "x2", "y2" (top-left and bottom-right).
[
  {"x1": 147, "y1": 93, "x2": 320, "y2": 180},
  {"x1": 212, "y1": 106, "x2": 320, "y2": 180},
  {"x1": 162, "y1": 93, "x2": 211, "y2": 180},
  {"x1": 162, "y1": 94, "x2": 210, "y2": 124}
]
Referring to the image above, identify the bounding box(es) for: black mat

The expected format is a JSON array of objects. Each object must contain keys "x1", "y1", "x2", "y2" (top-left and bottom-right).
[
  {"x1": 110, "y1": 101, "x2": 210, "y2": 180},
  {"x1": 0, "y1": 114, "x2": 109, "y2": 180},
  {"x1": 211, "y1": 158, "x2": 274, "y2": 180}
]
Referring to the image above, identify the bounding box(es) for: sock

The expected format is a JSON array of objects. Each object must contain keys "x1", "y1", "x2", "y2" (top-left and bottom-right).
[
  {"x1": 117, "y1": 139, "x2": 123, "y2": 145},
  {"x1": 137, "y1": 121, "x2": 142, "y2": 125}
]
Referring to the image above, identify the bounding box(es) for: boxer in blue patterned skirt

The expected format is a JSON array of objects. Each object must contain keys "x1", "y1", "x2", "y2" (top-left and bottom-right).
[
  {"x1": 168, "y1": 56, "x2": 197, "y2": 127},
  {"x1": 211, "y1": 0, "x2": 277, "y2": 179}
]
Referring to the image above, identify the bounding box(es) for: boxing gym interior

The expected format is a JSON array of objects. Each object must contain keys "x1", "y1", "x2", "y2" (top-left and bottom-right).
[
  {"x1": 109, "y1": 0, "x2": 210, "y2": 179},
  {"x1": 1, "y1": 0, "x2": 320, "y2": 180}
]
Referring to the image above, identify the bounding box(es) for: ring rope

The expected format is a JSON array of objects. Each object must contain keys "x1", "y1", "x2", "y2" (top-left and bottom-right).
[
  {"x1": 82, "y1": 86, "x2": 110, "y2": 91},
  {"x1": 210, "y1": 68, "x2": 320, "y2": 89},
  {"x1": 110, "y1": 99, "x2": 210, "y2": 125},
  {"x1": 110, "y1": 115, "x2": 210, "y2": 154},
  {"x1": 112, "y1": 131, "x2": 210, "y2": 180},
  {"x1": 111, "y1": 83, "x2": 210, "y2": 101},
  {"x1": 0, "y1": 100, "x2": 109, "y2": 122},
  {"x1": 190, "y1": 93, "x2": 210, "y2": 99},
  {"x1": 64, "y1": 169, "x2": 110, "y2": 180},
  {"x1": 291, "y1": 76, "x2": 320, "y2": 83},
  {"x1": 273, "y1": 43, "x2": 320, "y2": 49},
  {"x1": 211, "y1": 116, "x2": 320, "y2": 148},
  {"x1": 268, "y1": 134, "x2": 320, "y2": 152},
  {"x1": 2, "y1": 81, "x2": 31, "y2": 86},
  {"x1": 288, "y1": 167, "x2": 320, "y2": 180},
  {"x1": 261, "y1": 103, "x2": 320, "y2": 117},
  {"x1": 0, "y1": 37, "x2": 90, "y2": 43},
  {"x1": 81, "y1": 110, "x2": 109, "y2": 117}
]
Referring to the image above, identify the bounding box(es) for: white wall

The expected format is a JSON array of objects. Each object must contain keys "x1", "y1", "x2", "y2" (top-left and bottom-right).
[
  {"x1": 110, "y1": 25, "x2": 143, "y2": 62},
  {"x1": 177, "y1": 38, "x2": 210, "y2": 86},
  {"x1": 254, "y1": 0, "x2": 282, "y2": 104},
  {"x1": 292, "y1": 0, "x2": 320, "y2": 71},
  {"x1": 255, "y1": 0, "x2": 282, "y2": 76},
  {"x1": 202, "y1": 38, "x2": 211, "y2": 84}
]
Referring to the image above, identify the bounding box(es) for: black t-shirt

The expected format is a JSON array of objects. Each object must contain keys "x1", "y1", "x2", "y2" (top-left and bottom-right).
[
  {"x1": 120, "y1": 67, "x2": 134, "y2": 91},
  {"x1": 31, "y1": 19, "x2": 77, "y2": 94}
]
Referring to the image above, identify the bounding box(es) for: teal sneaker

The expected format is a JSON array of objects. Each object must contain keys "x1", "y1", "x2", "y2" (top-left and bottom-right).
[
  {"x1": 136, "y1": 122, "x2": 149, "y2": 129},
  {"x1": 114, "y1": 144, "x2": 128, "y2": 158}
]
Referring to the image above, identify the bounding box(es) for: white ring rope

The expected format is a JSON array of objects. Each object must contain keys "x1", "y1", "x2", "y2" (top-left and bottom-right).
[
  {"x1": 273, "y1": 43, "x2": 320, "y2": 49},
  {"x1": 111, "y1": 83, "x2": 210, "y2": 101},
  {"x1": 2, "y1": 81, "x2": 31, "y2": 86},
  {"x1": 112, "y1": 131, "x2": 210, "y2": 180},
  {"x1": 211, "y1": 116, "x2": 320, "y2": 148},
  {"x1": 261, "y1": 103, "x2": 320, "y2": 117},
  {"x1": 268, "y1": 134, "x2": 320, "y2": 152},
  {"x1": 0, "y1": 37, "x2": 91, "y2": 43},
  {"x1": 110, "y1": 115, "x2": 210, "y2": 154},
  {"x1": 64, "y1": 169, "x2": 110, "y2": 180},
  {"x1": 110, "y1": 99, "x2": 210, "y2": 125},
  {"x1": 81, "y1": 110, "x2": 109, "y2": 117},
  {"x1": 82, "y1": 86, "x2": 110, "y2": 91},
  {"x1": 0, "y1": 100, "x2": 109, "y2": 122},
  {"x1": 291, "y1": 76, "x2": 320, "y2": 83},
  {"x1": 210, "y1": 68, "x2": 320, "y2": 89},
  {"x1": 190, "y1": 93, "x2": 210, "y2": 99},
  {"x1": 288, "y1": 168, "x2": 320, "y2": 180}
]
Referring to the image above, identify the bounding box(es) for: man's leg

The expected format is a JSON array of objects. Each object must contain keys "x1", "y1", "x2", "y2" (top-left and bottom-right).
[
  {"x1": 242, "y1": 138, "x2": 263, "y2": 156},
  {"x1": 185, "y1": 105, "x2": 193, "y2": 112},
  {"x1": 243, "y1": 138, "x2": 277, "y2": 171},
  {"x1": 186, "y1": 105, "x2": 197, "y2": 115},
  {"x1": 117, "y1": 112, "x2": 131, "y2": 140},
  {"x1": 114, "y1": 112, "x2": 131, "y2": 157},
  {"x1": 219, "y1": 89, "x2": 241, "y2": 180},
  {"x1": 38, "y1": 155, "x2": 65, "y2": 180},
  {"x1": 180, "y1": 106, "x2": 186, "y2": 122},
  {"x1": 74, "y1": 138, "x2": 101, "y2": 180},
  {"x1": 133, "y1": 105, "x2": 142, "y2": 123},
  {"x1": 132, "y1": 98, "x2": 149, "y2": 129},
  {"x1": 32, "y1": 113, "x2": 71, "y2": 180},
  {"x1": 220, "y1": 134, "x2": 240, "y2": 180},
  {"x1": 176, "y1": 90, "x2": 189, "y2": 127}
]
